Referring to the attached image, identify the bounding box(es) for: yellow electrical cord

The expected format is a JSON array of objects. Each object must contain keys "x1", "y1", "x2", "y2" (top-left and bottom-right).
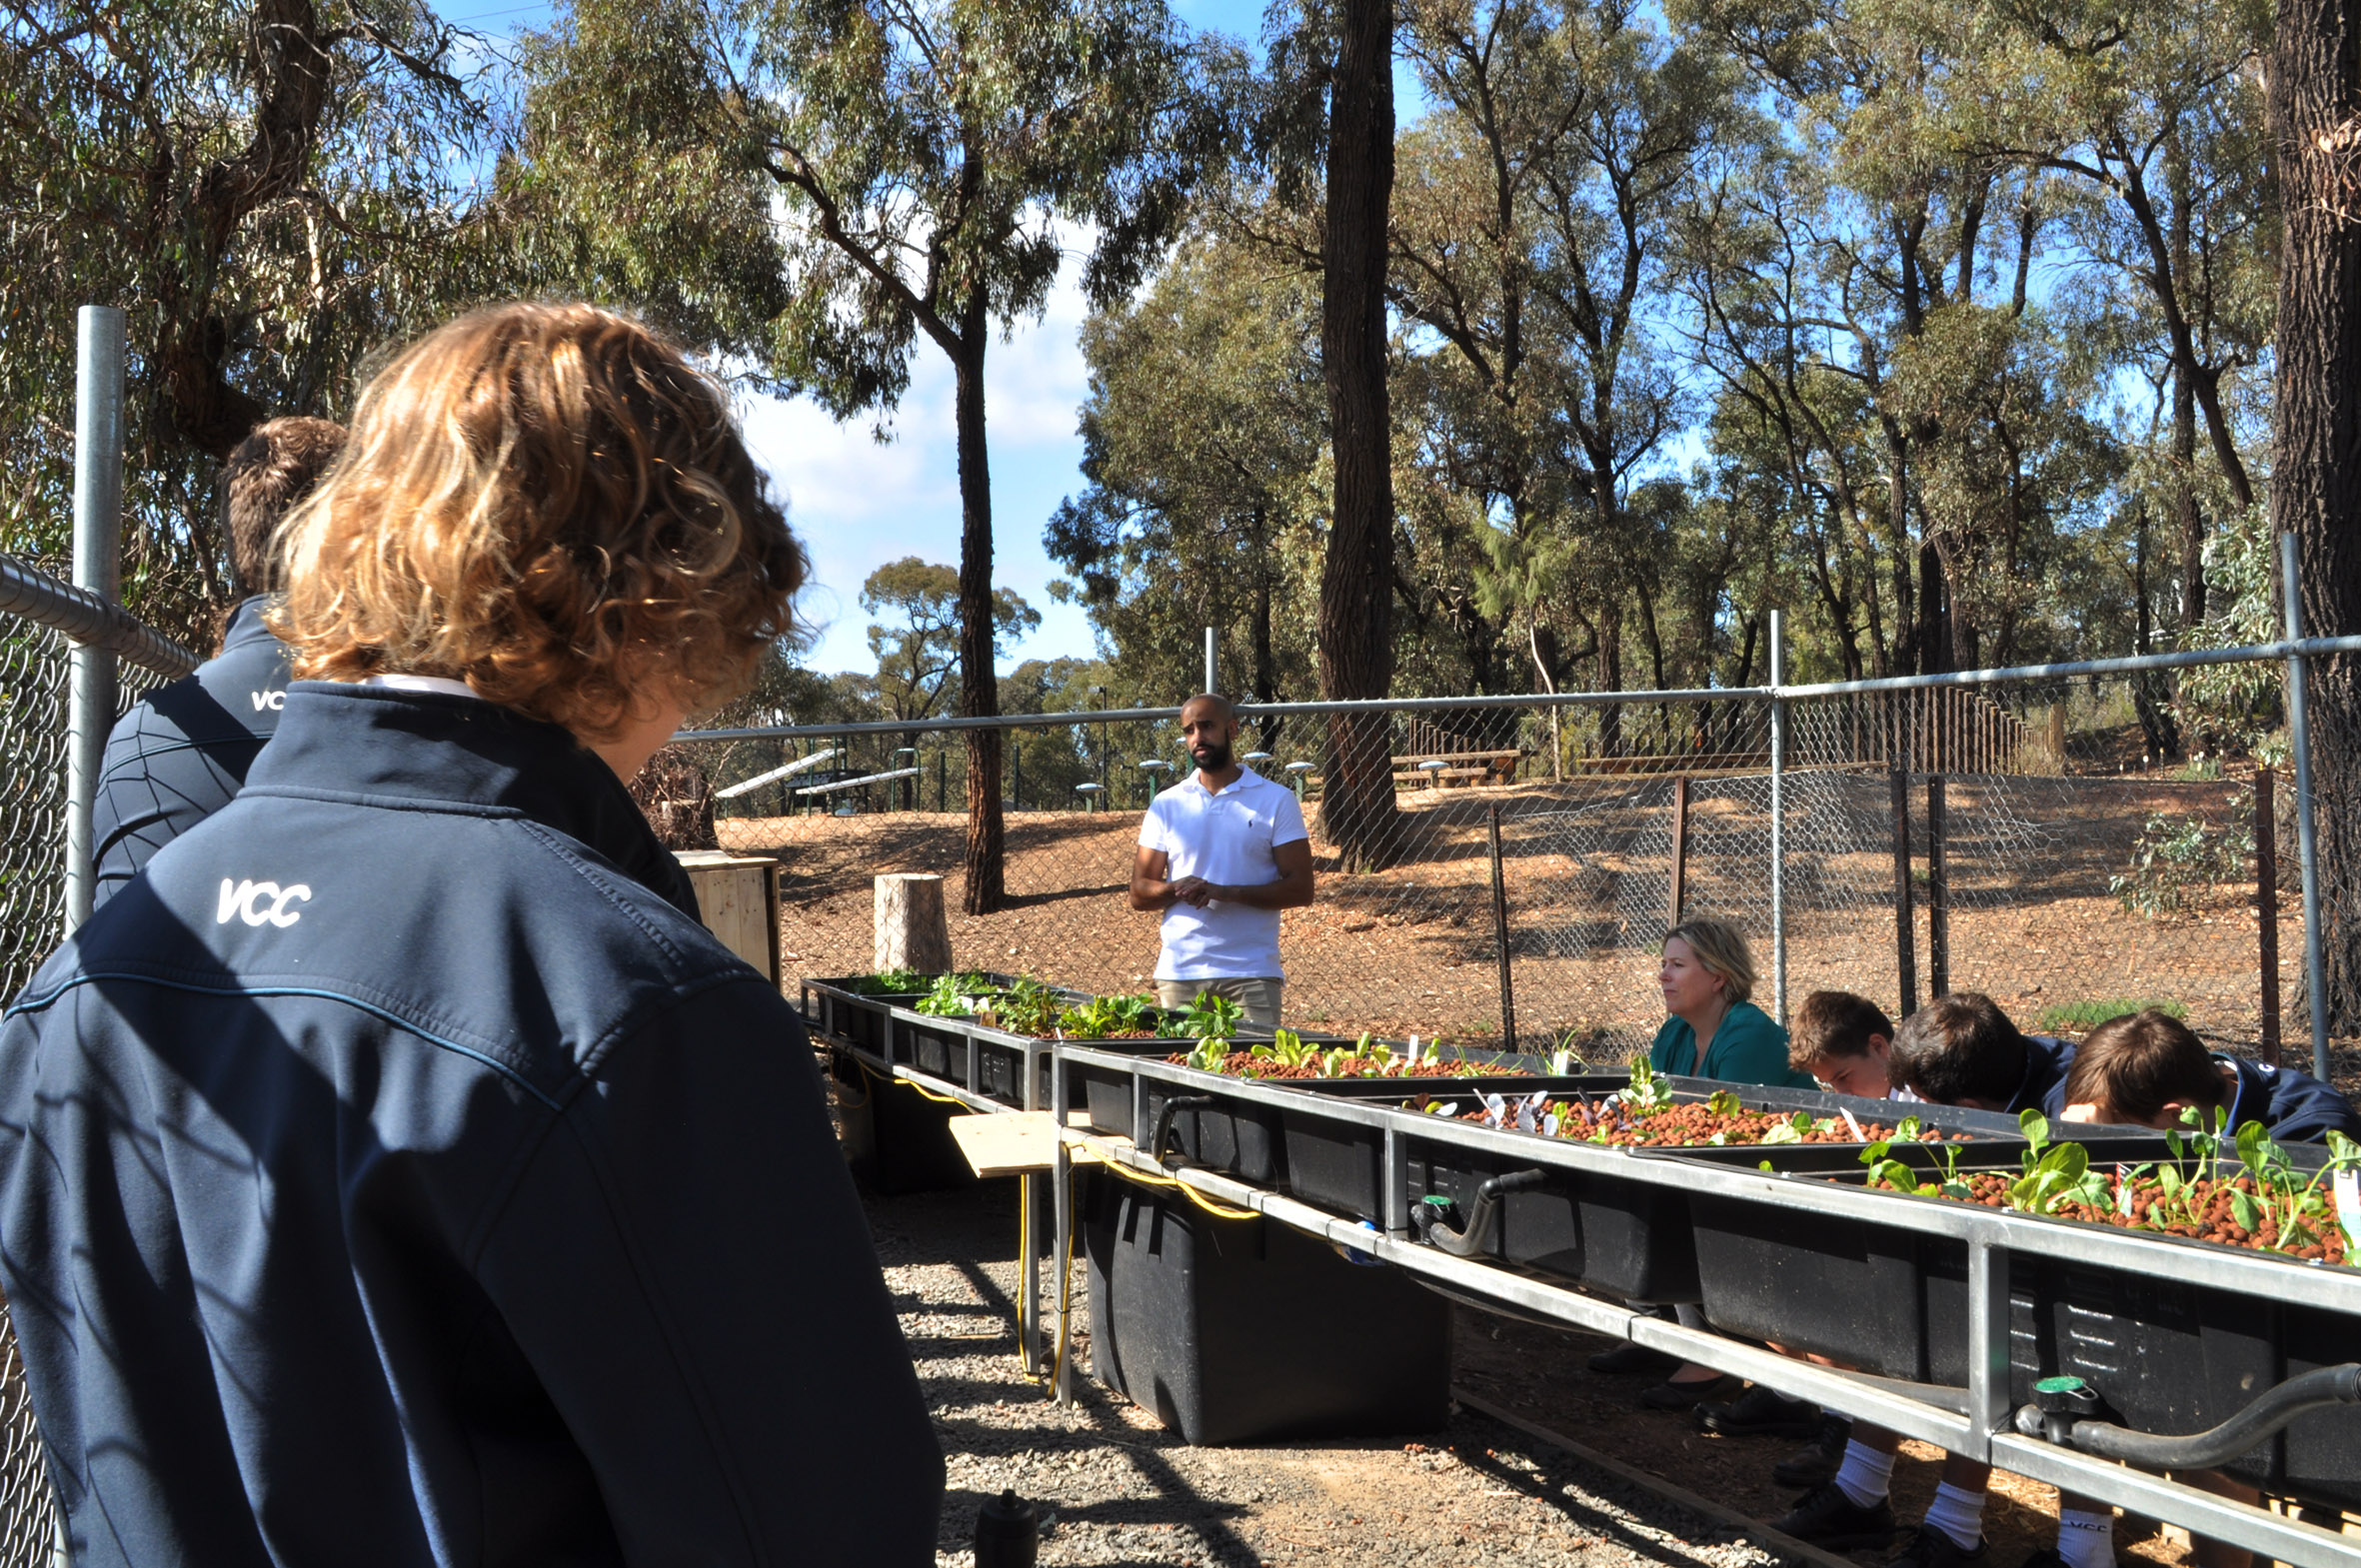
[
  {"x1": 854, "y1": 1054, "x2": 973, "y2": 1108},
  {"x1": 1098, "y1": 1148, "x2": 1262, "y2": 1221}
]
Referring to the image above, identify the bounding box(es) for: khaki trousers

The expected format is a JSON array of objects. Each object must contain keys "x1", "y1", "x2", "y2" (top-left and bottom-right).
[{"x1": 1154, "y1": 975, "x2": 1284, "y2": 1029}]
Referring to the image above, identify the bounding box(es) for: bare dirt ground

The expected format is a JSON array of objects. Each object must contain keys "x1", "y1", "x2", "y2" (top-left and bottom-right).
[{"x1": 727, "y1": 769, "x2": 2342, "y2": 1084}]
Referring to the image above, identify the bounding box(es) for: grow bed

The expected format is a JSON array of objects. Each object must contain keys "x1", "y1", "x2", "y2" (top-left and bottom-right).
[
  {"x1": 1398, "y1": 1088, "x2": 2025, "y2": 1303},
  {"x1": 1682, "y1": 1121, "x2": 2361, "y2": 1509}
]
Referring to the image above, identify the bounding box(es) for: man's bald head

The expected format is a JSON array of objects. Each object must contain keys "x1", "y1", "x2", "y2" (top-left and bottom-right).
[
  {"x1": 1180, "y1": 693, "x2": 1239, "y2": 778},
  {"x1": 1180, "y1": 693, "x2": 1235, "y2": 724}
]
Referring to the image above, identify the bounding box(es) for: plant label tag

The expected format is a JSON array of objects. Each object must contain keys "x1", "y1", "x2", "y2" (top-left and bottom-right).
[
  {"x1": 1543, "y1": 1111, "x2": 1560, "y2": 1137},
  {"x1": 2116, "y1": 1166, "x2": 2135, "y2": 1216},
  {"x1": 2336, "y1": 1169, "x2": 2360, "y2": 1252},
  {"x1": 1514, "y1": 1098, "x2": 1535, "y2": 1133},
  {"x1": 1839, "y1": 1107, "x2": 1865, "y2": 1141},
  {"x1": 1550, "y1": 1049, "x2": 1573, "y2": 1075}
]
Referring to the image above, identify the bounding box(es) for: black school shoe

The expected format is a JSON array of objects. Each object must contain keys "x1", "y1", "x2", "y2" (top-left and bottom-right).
[
  {"x1": 1696, "y1": 1384, "x2": 1823, "y2": 1439},
  {"x1": 1586, "y1": 1342, "x2": 1681, "y2": 1376},
  {"x1": 1886, "y1": 1525, "x2": 1989, "y2": 1567},
  {"x1": 1638, "y1": 1371, "x2": 1742, "y2": 1410},
  {"x1": 1771, "y1": 1482, "x2": 1898, "y2": 1551},
  {"x1": 1772, "y1": 1413, "x2": 1852, "y2": 1488}
]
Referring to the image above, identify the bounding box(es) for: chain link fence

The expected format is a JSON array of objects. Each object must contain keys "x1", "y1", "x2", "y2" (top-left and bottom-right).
[
  {"x1": 0, "y1": 557, "x2": 191, "y2": 1568},
  {"x1": 682, "y1": 652, "x2": 2342, "y2": 1081}
]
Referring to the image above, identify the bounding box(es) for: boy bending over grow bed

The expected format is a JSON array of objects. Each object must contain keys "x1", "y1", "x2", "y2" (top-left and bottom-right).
[{"x1": 2059, "y1": 1009, "x2": 2361, "y2": 1144}]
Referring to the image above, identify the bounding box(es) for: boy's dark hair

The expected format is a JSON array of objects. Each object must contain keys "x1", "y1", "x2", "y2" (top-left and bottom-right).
[
  {"x1": 225, "y1": 417, "x2": 347, "y2": 597},
  {"x1": 1890, "y1": 992, "x2": 2029, "y2": 1105},
  {"x1": 2061, "y1": 1010, "x2": 2223, "y2": 1121},
  {"x1": 1789, "y1": 990, "x2": 1895, "y2": 1071}
]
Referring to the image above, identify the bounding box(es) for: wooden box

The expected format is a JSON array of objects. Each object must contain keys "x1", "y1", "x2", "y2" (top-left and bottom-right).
[{"x1": 674, "y1": 849, "x2": 781, "y2": 986}]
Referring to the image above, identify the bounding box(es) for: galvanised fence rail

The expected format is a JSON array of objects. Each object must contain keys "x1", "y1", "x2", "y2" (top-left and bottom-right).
[{"x1": 680, "y1": 589, "x2": 2361, "y2": 1089}]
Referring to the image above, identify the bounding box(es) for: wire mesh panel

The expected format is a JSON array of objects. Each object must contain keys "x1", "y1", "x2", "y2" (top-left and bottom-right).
[{"x1": 690, "y1": 665, "x2": 2311, "y2": 1074}]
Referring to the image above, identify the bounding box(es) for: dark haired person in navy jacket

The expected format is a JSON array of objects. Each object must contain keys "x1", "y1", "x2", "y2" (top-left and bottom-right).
[
  {"x1": 2060, "y1": 1007, "x2": 2361, "y2": 1143},
  {"x1": 0, "y1": 304, "x2": 942, "y2": 1567}
]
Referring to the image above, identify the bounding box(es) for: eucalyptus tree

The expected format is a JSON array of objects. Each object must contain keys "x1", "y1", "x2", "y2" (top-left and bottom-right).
[
  {"x1": 1047, "y1": 232, "x2": 1326, "y2": 732},
  {"x1": 2272, "y1": 0, "x2": 2361, "y2": 1029},
  {"x1": 519, "y1": 0, "x2": 1231, "y2": 909},
  {"x1": 2, "y1": 0, "x2": 506, "y2": 640}
]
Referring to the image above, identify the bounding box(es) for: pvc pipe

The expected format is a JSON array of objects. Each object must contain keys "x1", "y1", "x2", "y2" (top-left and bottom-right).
[
  {"x1": 713, "y1": 748, "x2": 839, "y2": 798},
  {"x1": 65, "y1": 306, "x2": 125, "y2": 935}
]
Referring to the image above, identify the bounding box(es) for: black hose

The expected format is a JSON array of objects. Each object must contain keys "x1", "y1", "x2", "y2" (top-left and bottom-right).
[
  {"x1": 2013, "y1": 1364, "x2": 2361, "y2": 1469},
  {"x1": 1149, "y1": 1095, "x2": 1216, "y2": 1166},
  {"x1": 1413, "y1": 1169, "x2": 1547, "y2": 1257}
]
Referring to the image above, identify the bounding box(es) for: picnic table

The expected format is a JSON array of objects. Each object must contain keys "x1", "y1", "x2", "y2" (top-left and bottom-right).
[{"x1": 1388, "y1": 749, "x2": 1522, "y2": 787}]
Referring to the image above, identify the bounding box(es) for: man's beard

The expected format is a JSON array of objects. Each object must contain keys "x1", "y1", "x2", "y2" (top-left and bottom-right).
[{"x1": 1191, "y1": 739, "x2": 1233, "y2": 772}]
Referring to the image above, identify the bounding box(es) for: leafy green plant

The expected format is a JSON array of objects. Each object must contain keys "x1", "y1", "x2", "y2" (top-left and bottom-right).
[
  {"x1": 2109, "y1": 802, "x2": 2253, "y2": 918},
  {"x1": 1245, "y1": 1028, "x2": 1320, "y2": 1069},
  {"x1": 1618, "y1": 1054, "x2": 1674, "y2": 1111},
  {"x1": 2007, "y1": 1110, "x2": 2111, "y2": 1215},
  {"x1": 1182, "y1": 1035, "x2": 1230, "y2": 1071},
  {"x1": 1860, "y1": 1127, "x2": 1972, "y2": 1200},
  {"x1": 915, "y1": 973, "x2": 994, "y2": 1017},
  {"x1": 851, "y1": 967, "x2": 932, "y2": 994},
  {"x1": 1176, "y1": 992, "x2": 1244, "y2": 1040},
  {"x1": 1056, "y1": 991, "x2": 1170, "y2": 1039},
  {"x1": 989, "y1": 975, "x2": 1063, "y2": 1035}
]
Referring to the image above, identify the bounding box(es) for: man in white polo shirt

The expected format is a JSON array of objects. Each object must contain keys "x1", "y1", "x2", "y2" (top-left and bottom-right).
[{"x1": 1129, "y1": 694, "x2": 1315, "y2": 1027}]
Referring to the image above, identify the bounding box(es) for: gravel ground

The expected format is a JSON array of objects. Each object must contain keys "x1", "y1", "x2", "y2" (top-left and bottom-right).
[{"x1": 870, "y1": 1176, "x2": 1792, "y2": 1568}]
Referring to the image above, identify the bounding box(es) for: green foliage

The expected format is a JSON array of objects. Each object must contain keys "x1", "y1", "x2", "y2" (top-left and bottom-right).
[
  {"x1": 2033, "y1": 996, "x2": 2189, "y2": 1033},
  {"x1": 851, "y1": 968, "x2": 933, "y2": 993},
  {"x1": 1056, "y1": 991, "x2": 1166, "y2": 1038},
  {"x1": 2109, "y1": 802, "x2": 2254, "y2": 917},
  {"x1": 863, "y1": 559, "x2": 1039, "y2": 725},
  {"x1": 3, "y1": 0, "x2": 517, "y2": 642},
  {"x1": 1176, "y1": 991, "x2": 1244, "y2": 1040},
  {"x1": 915, "y1": 973, "x2": 995, "y2": 1016}
]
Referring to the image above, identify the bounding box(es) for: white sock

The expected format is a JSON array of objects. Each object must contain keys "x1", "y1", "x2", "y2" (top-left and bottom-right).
[
  {"x1": 1922, "y1": 1481, "x2": 1987, "y2": 1551},
  {"x1": 2055, "y1": 1507, "x2": 2115, "y2": 1568},
  {"x1": 1831, "y1": 1439, "x2": 1896, "y2": 1509}
]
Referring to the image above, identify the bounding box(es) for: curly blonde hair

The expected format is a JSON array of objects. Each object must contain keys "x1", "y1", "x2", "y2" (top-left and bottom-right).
[{"x1": 271, "y1": 303, "x2": 806, "y2": 741}]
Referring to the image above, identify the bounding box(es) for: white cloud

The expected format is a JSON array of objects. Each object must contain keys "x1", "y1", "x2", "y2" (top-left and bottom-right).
[{"x1": 740, "y1": 252, "x2": 1104, "y2": 677}]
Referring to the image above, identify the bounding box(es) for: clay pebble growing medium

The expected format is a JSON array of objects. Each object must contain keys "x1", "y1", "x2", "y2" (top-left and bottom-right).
[
  {"x1": 863, "y1": 1166, "x2": 1783, "y2": 1567},
  {"x1": 1890, "y1": 1168, "x2": 2352, "y2": 1262},
  {"x1": 1170, "y1": 1049, "x2": 1502, "y2": 1079}
]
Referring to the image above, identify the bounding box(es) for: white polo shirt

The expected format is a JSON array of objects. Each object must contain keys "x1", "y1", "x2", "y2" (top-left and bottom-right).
[{"x1": 1139, "y1": 766, "x2": 1309, "y2": 979}]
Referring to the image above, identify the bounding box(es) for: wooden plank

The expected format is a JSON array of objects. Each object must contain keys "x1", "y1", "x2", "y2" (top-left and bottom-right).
[{"x1": 948, "y1": 1110, "x2": 1061, "y2": 1177}]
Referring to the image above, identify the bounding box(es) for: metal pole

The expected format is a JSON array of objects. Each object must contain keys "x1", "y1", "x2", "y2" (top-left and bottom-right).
[
  {"x1": 2281, "y1": 532, "x2": 2331, "y2": 1077},
  {"x1": 2257, "y1": 764, "x2": 2281, "y2": 1067},
  {"x1": 1203, "y1": 626, "x2": 1216, "y2": 695},
  {"x1": 65, "y1": 305, "x2": 126, "y2": 935},
  {"x1": 1487, "y1": 803, "x2": 1516, "y2": 1051},
  {"x1": 1891, "y1": 764, "x2": 1918, "y2": 1018},
  {"x1": 1927, "y1": 776, "x2": 1950, "y2": 998},
  {"x1": 1768, "y1": 610, "x2": 1787, "y2": 1024},
  {"x1": 1667, "y1": 776, "x2": 1690, "y2": 928}
]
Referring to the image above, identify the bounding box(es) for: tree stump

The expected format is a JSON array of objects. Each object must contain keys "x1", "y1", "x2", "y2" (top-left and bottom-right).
[{"x1": 875, "y1": 872, "x2": 952, "y2": 974}]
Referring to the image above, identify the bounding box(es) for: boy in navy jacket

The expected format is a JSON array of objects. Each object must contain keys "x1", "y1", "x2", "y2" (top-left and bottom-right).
[
  {"x1": 90, "y1": 418, "x2": 340, "y2": 907},
  {"x1": 0, "y1": 304, "x2": 942, "y2": 1566},
  {"x1": 2060, "y1": 1007, "x2": 2361, "y2": 1143}
]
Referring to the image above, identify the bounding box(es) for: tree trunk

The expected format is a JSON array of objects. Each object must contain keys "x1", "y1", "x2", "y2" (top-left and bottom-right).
[
  {"x1": 1315, "y1": 0, "x2": 1399, "y2": 871},
  {"x1": 875, "y1": 872, "x2": 953, "y2": 973},
  {"x1": 2273, "y1": 0, "x2": 2361, "y2": 1031},
  {"x1": 953, "y1": 328, "x2": 1007, "y2": 912}
]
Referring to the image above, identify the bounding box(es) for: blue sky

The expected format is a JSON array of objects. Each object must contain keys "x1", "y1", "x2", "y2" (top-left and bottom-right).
[{"x1": 452, "y1": 0, "x2": 1414, "y2": 678}]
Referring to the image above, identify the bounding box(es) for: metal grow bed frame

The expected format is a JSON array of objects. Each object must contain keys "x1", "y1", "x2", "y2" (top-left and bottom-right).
[{"x1": 1045, "y1": 1044, "x2": 2361, "y2": 1568}]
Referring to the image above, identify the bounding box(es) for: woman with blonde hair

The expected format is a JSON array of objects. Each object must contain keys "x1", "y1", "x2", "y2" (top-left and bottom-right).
[
  {"x1": 1646, "y1": 916, "x2": 1810, "y2": 1087},
  {"x1": 1594, "y1": 916, "x2": 1812, "y2": 1408},
  {"x1": 0, "y1": 303, "x2": 943, "y2": 1565}
]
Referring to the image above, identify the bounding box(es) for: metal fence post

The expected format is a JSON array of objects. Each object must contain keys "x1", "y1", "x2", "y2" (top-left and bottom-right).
[
  {"x1": 2257, "y1": 764, "x2": 2281, "y2": 1067},
  {"x1": 1203, "y1": 626, "x2": 1216, "y2": 695},
  {"x1": 65, "y1": 305, "x2": 126, "y2": 936},
  {"x1": 2280, "y1": 532, "x2": 2331, "y2": 1078},
  {"x1": 1768, "y1": 609, "x2": 1786, "y2": 1025}
]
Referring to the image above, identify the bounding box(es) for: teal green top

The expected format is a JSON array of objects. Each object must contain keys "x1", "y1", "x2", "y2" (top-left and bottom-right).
[{"x1": 1648, "y1": 1000, "x2": 1814, "y2": 1089}]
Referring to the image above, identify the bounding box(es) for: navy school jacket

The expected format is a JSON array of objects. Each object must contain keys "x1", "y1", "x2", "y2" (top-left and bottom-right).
[
  {"x1": 0, "y1": 685, "x2": 942, "y2": 1567},
  {"x1": 2021, "y1": 1032, "x2": 2078, "y2": 1120},
  {"x1": 2217, "y1": 1053, "x2": 2361, "y2": 1144},
  {"x1": 90, "y1": 598, "x2": 291, "y2": 908}
]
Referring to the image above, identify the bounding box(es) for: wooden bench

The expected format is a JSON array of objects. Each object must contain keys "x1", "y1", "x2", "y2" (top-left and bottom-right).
[
  {"x1": 1391, "y1": 749, "x2": 1522, "y2": 785},
  {"x1": 1392, "y1": 766, "x2": 1494, "y2": 788}
]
